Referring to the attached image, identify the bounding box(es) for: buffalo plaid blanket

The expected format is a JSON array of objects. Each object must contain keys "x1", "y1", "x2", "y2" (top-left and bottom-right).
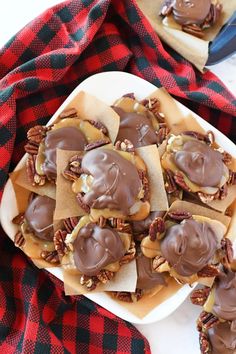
[{"x1": 0, "y1": 0, "x2": 235, "y2": 353}]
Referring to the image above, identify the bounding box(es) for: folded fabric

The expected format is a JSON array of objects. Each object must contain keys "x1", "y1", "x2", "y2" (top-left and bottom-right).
[{"x1": 0, "y1": 0, "x2": 235, "y2": 352}]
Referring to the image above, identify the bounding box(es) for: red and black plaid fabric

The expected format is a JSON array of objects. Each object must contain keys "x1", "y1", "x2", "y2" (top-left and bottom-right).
[
  {"x1": 0, "y1": 230, "x2": 149, "y2": 353},
  {"x1": 0, "y1": 0, "x2": 235, "y2": 352}
]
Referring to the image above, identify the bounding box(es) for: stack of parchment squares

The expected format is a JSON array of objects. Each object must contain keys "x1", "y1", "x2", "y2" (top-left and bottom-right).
[{"x1": 11, "y1": 88, "x2": 236, "y2": 354}]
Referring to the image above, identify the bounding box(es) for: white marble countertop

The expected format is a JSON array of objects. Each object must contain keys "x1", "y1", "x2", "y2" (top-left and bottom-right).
[{"x1": 0, "y1": 2, "x2": 235, "y2": 354}]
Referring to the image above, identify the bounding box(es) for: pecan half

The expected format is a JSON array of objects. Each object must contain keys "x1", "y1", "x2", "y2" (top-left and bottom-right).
[
  {"x1": 65, "y1": 154, "x2": 83, "y2": 179},
  {"x1": 174, "y1": 171, "x2": 191, "y2": 192},
  {"x1": 222, "y1": 151, "x2": 232, "y2": 165},
  {"x1": 165, "y1": 169, "x2": 178, "y2": 194},
  {"x1": 85, "y1": 139, "x2": 110, "y2": 151},
  {"x1": 182, "y1": 24, "x2": 204, "y2": 38},
  {"x1": 138, "y1": 169, "x2": 150, "y2": 202},
  {"x1": 115, "y1": 139, "x2": 135, "y2": 153},
  {"x1": 109, "y1": 218, "x2": 131, "y2": 233},
  {"x1": 119, "y1": 241, "x2": 136, "y2": 265},
  {"x1": 141, "y1": 97, "x2": 160, "y2": 115},
  {"x1": 112, "y1": 289, "x2": 143, "y2": 302},
  {"x1": 122, "y1": 93, "x2": 136, "y2": 100},
  {"x1": 190, "y1": 287, "x2": 211, "y2": 306},
  {"x1": 149, "y1": 217, "x2": 165, "y2": 241},
  {"x1": 24, "y1": 141, "x2": 39, "y2": 155},
  {"x1": 41, "y1": 250, "x2": 59, "y2": 264},
  {"x1": 198, "y1": 192, "x2": 215, "y2": 204},
  {"x1": 97, "y1": 216, "x2": 106, "y2": 228},
  {"x1": 85, "y1": 120, "x2": 108, "y2": 135},
  {"x1": 54, "y1": 229, "x2": 68, "y2": 257},
  {"x1": 59, "y1": 108, "x2": 77, "y2": 119},
  {"x1": 69, "y1": 155, "x2": 83, "y2": 174},
  {"x1": 26, "y1": 154, "x2": 36, "y2": 185},
  {"x1": 63, "y1": 170, "x2": 79, "y2": 181},
  {"x1": 156, "y1": 126, "x2": 170, "y2": 145},
  {"x1": 197, "y1": 311, "x2": 220, "y2": 331},
  {"x1": 14, "y1": 231, "x2": 25, "y2": 248},
  {"x1": 199, "y1": 331, "x2": 210, "y2": 354},
  {"x1": 197, "y1": 264, "x2": 220, "y2": 278},
  {"x1": 26, "y1": 155, "x2": 46, "y2": 186},
  {"x1": 227, "y1": 170, "x2": 236, "y2": 185},
  {"x1": 152, "y1": 255, "x2": 167, "y2": 272},
  {"x1": 167, "y1": 210, "x2": 192, "y2": 221},
  {"x1": 76, "y1": 193, "x2": 90, "y2": 213},
  {"x1": 12, "y1": 213, "x2": 25, "y2": 225},
  {"x1": 80, "y1": 275, "x2": 99, "y2": 291},
  {"x1": 63, "y1": 217, "x2": 80, "y2": 234},
  {"x1": 97, "y1": 269, "x2": 114, "y2": 284},
  {"x1": 220, "y1": 238, "x2": 234, "y2": 267},
  {"x1": 214, "y1": 184, "x2": 228, "y2": 200},
  {"x1": 27, "y1": 125, "x2": 48, "y2": 144}
]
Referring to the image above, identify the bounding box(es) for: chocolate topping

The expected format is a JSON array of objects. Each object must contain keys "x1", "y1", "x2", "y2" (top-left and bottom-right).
[
  {"x1": 81, "y1": 148, "x2": 142, "y2": 214},
  {"x1": 113, "y1": 106, "x2": 157, "y2": 147},
  {"x1": 160, "y1": 219, "x2": 218, "y2": 276},
  {"x1": 24, "y1": 195, "x2": 55, "y2": 241},
  {"x1": 131, "y1": 211, "x2": 165, "y2": 236},
  {"x1": 43, "y1": 127, "x2": 87, "y2": 179},
  {"x1": 172, "y1": 0, "x2": 211, "y2": 26},
  {"x1": 174, "y1": 140, "x2": 224, "y2": 187},
  {"x1": 73, "y1": 223, "x2": 125, "y2": 276},
  {"x1": 208, "y1": 321, "x2": 236, "y2": 354},
  {"x1": 213, "y1": 271, "x2": 236, "y2": 321},
  {"x1": 136, "y1": 253, "x2": 166, "y2": 289}
]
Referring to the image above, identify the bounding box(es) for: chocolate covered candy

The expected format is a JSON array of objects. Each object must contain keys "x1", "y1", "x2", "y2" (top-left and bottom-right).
[
  {"x1": 174, "y1": 140, "x2": 224, "y2": 187},
  {"x1": 73, "y1": 223, "x2": 125, "y2": 276},
  {"x1": 24, "y1": 195, "x2": 55, "y2": 241},
  {"x1": 43, "y1": 127, "x2": 87, "y2": 179},
  {"x1": 113, "y1": 106, "x2": 157, "y2": 148},
  {"x1": 172, "y1": 0, "x2": 211, "y2": 26},
  {"x1": 160, "y1": 219, "x2": 219, "y2": 276},
  {"x1": 81, "y1": 148, "x2": 143, "y2": 215}
]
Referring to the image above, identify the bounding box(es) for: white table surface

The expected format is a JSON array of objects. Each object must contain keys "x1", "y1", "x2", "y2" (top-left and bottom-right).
[{"x1": 0, "y1": 2, "x2": 235, "y2": 354}]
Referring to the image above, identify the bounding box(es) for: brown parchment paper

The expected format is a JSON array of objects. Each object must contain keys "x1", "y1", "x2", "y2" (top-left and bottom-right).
[
  {"x1": 109, "y1": 276, "x2": 182, "y2": 319},
  {"x1": 136, "y1": 0, "x2": 236, "y2": 71},
  {"x1": 54, "y1": 149, "x2": 85, "y2": 220},
  {"x1": 148, "y1": 88, "x2": 206, "y2": 135},
  {"x1": 11, "y1": 167, "x2": 56, "y2": 200},
  {"x1": 63, "y1": 260, "x2": 137, "y2": 295},
  {"x1": 137, "y1": 145, "x2": 169, "y2": 211},
  {"x1": 57, "y1": 91, "x2": 120, "y2": 144}
]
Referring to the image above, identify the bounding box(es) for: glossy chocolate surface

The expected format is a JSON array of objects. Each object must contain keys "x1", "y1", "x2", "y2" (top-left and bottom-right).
[
  {"x1": 82, "y1": 148, "x2": 142, "y2": 214},
  {"x1": 160, "y1": 219, "x2": 218, "y2": 276},
  {"x1": 73, "y1": 223, "x2": 125, "y2": 276},
  {"x1": 174, "y1": 140, "x2": 224, "y2": 187},
  {"x1": 172, "y1": 0, "x2": 211, "y2": 26},
  {"x1": 208, "y1": 321, "x2": 236, "y2": 354},
  {"x1": 113, "y1": 106, "x2": 157, "y2": 147},
  {"x1": 136, "y1": 253, "x2": 166, "y2": 289},
  {"x1": 24, "y1": 195, "x2": 55, "y2": 241},
  {"x1": 43, "y1": 127, "x2": 87, "y2": 179},
  {"x1": 213, "y1": 271, "x2": 236, "y2": 321}
]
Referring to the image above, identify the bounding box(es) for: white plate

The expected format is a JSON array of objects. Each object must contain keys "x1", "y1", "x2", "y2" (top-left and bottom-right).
[{"x1": 1, "y1": 72, "x2": 236, "y2": 327}]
